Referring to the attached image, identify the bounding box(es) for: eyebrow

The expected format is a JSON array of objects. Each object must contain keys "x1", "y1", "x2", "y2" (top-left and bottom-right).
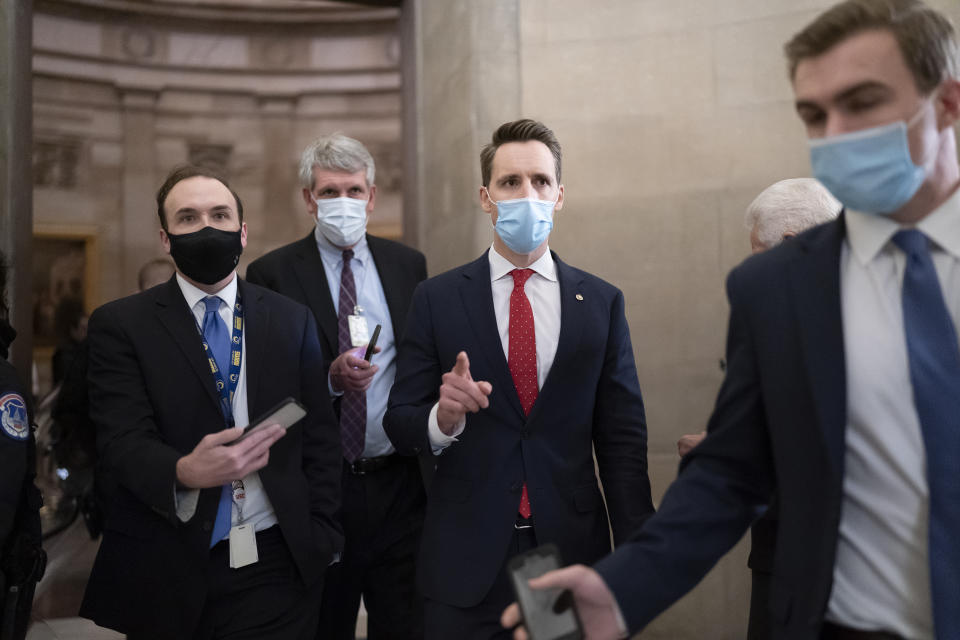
[{"x1": 795, "y1": 80, "x2": 892, "y2": 112}]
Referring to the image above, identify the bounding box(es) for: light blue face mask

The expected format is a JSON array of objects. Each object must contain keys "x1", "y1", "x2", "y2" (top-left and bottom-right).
[
  {"x1": 808, "y1": 102, "x2": 931, "y2": 215},
  {"x1": 486, "y1": 188, "x2": 557, "y2": 255}
]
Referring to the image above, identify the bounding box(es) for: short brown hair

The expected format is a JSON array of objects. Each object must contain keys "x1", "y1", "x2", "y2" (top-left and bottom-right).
[
  {"x1": 480, "y1": 119, "x2": 562, "y2": 187},
  {"x1": 785, "y1": 0, "x2": 959, "y2": 94},
  {"x1": 155, "y1": 165, "x2": 244, "y2": 231}
]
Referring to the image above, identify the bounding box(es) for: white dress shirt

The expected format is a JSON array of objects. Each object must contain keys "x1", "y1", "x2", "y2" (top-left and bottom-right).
[
  {"x1": 427, "y1": 245, "x2": 562, "y2": 452},
  {"x1": 174, "y1": 273, "x2": 279, "y2": 538},
  {"x1": 826, "y1": 187, "x2": 960, "y2": 639},
  {"x1": 315, "y1": 229, "x2": 397, "y2": 458}
]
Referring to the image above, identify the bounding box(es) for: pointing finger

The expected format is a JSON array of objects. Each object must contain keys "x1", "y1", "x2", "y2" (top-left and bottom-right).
[{"x1": 452, "y1": 351, "x2": 471, "y2": 378}]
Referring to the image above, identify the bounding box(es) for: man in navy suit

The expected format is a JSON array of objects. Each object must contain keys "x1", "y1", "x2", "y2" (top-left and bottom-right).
[
  {"x1": 385, "y1": 118, "x2": 655, "y2": 639},
  {"x1": 502, "y1": 1, "x2": 960, "y2": 639}
]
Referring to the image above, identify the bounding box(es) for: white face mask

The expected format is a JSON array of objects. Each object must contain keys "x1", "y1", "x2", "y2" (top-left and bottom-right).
[{"x1": 314, "y1": 197, "x2": 368, "y2": 247}]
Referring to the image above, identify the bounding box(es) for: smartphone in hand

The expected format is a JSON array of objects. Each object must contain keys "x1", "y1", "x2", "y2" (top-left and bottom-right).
[
  {"x1": 363, "y1": 324, "x2": 382, "y2": 362},
  {"x1": 508, "y1": 544, "x2": 583, "y2": 640},
  {"x1": 231, "y1": 397, "x2": 307, "y2": 445}
]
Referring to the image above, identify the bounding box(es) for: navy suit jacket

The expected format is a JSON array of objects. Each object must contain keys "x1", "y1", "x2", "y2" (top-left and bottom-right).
[
  {"x1": 597, "y1": 217, "x2": 850, "y2": 639},
  {"x1": 384, "y1": 250, "x2": 655, "y2": 607},
  {"x1": 79, "y1": 277, "x2": 343, "y2": 637}
]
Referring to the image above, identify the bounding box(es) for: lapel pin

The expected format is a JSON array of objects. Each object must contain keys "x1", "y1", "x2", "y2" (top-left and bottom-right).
[{"x1": 575, "y1": 294, "x2": 583, "y2": 301}]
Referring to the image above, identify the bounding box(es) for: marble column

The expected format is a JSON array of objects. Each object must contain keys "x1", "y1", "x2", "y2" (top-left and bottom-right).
[
  {"x1": 258, "y1": 96, "x2": 298, "y2": 250},
  {"x1": 0, "y1": 0, "x2": 34, "y2": 378},
  {"x1": 120, "y1": 89, "x2": 159, "y2": 293}
]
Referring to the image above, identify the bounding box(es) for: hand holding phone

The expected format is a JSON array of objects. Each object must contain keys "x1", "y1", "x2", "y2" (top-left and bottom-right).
[{"x1": 508, "y1": 544, "x2": 583, "y2": 640}]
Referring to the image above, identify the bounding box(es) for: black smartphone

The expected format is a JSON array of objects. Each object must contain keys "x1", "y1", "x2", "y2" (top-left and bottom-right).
[
  {"x1": 231, "y1": 397, "x2": 307, "y2": 445},
  {"x1": 507, "y1": 544, "x2": 583, "y2": 640},
  {"x1": 363, "y1": 324, "x2": 382, "y2": 362}
]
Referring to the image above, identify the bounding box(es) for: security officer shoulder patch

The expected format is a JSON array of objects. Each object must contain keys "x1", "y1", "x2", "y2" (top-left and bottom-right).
[{"x1": 0, "y1": 393, "x2": 29, "y2": 441}]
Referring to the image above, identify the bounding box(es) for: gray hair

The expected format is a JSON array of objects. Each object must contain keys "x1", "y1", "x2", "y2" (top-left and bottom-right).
[
  {"x1": 298, "y1": 134, "x2": 376, "y2": 190},
  {"x1": 745, "y1": 178, "x2": 841, "y2": 250}
]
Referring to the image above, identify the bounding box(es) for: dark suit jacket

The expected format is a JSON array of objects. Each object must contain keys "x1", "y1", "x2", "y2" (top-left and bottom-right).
[
  {"x1": 245, "y1": 233, "x2": 427, "y2": 389},
  {"x1": 597, "y1": 217, "x2": 851, "y2": 639},
  {"x1": 384, "y1": 250, "x2": 655, "y2": 607},
  {"x1": 79, "y1": 277, "x2": 343, "y2": 637}
]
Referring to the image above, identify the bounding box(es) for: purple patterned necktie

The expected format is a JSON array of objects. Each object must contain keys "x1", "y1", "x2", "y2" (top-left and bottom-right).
[{"x1": 338, "y1": 249, "x2": 366, "y2": 462}]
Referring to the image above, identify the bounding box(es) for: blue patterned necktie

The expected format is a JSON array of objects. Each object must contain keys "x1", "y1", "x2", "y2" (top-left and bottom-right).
[
  {"x1": 337, "y1": 249, "x2": 366, "y2": 462},
  {"x1": 202, "y1": 296, "x2": 233, "y2": 548},
  {"x1": 892, "y1": 229, "x2": 960, "y2": 636}
]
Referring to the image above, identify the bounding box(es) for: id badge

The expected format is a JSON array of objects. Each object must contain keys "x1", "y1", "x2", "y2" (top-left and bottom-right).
[
  {"x1": 229, "y1": 523, "x2": 259, "y2": 569},
  {"x1": 347, "y1": 314, "x2": 369, "y2": 348}
]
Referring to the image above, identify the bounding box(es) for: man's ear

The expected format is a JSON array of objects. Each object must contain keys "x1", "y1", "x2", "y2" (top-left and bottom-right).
[
  {"x1": 479, "y1": 186, "x2": 495, "y2": 214},
  {"x1": 366, "y1": 184, "x2": 377, "y2": 216},
  {"x1": 160, "y1": 228, "x2": 171, "y2": 255},
  {"x1": 935, "y1": 77, "x2": 960, "y2": 131},
  {"x1": 302, "y1": 188, "x2": 317, "y2": 214}
]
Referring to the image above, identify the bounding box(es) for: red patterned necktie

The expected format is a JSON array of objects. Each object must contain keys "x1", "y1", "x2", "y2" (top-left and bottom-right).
[
  {"x1": 508, "y1": 268, "x2": 537, "y2": 519},
  {"x1": 338, "y1": 249, "x2": 366, "y2": 462}
]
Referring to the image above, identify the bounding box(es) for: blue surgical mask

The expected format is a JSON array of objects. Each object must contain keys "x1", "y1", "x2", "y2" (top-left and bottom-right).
[
  {"x1": 486, "y1": 188, "x2": 557, "y2": 254},
  {"x1": 808, "y1": 102, "x2": 931, "y2": 215}
]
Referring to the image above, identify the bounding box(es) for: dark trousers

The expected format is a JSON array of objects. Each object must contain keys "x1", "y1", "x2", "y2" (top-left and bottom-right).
[
  {"x1": 316, "y1": 456, "x2": 426, "y2": 640},
  {"x1": 128, "y1": 525, "x2": 323, "y2": 640},
  {"x1": 424, "y1": 525, "x2": 537, "y2": 640},
  {"x1": 746, "y1": 568, "x2": 772, "y2": 640}
]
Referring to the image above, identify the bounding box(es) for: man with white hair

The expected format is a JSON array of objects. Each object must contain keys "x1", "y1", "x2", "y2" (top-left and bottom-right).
[
  {"x1": 746, "y1": 178, "x2": 842, "y2": 253},
  {"x1": 246, "y1": 134, "x2": 428, "y2": 640},
  {"x1": 676, "y1": 177, "x2": 839, "y2": 639}
]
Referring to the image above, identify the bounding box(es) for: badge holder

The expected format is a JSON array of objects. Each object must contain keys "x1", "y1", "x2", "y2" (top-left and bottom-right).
[
  {"x1": 228, "y1": 479, "x2": 259, "y2": 569},
  {"x1": 347, "y1": 305, "x2": 370, "y2": 347}
]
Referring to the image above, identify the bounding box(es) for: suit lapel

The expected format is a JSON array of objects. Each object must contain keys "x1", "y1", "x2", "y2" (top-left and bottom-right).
[
  {"x1": 788, "y1": 216, "x2": 848, "y2": 475},
  {"x1": 154, "y1": 279, "x2": 221, "y2": 411},
  {"x1": 239, "y1": 280, "x2": 268, "y2": 415},
  {"x1": 458, "y1": 252, "x2": 526, "y2": 421},
  {"x1": 527, "y1": 255, "x2": 585, "y2": 425},
  {"x1": 291, "y1": 233, "x2": 339, "y2": 357},
  {"x1": 368, "y1": 236, "x2": 403, "y2": 337}
]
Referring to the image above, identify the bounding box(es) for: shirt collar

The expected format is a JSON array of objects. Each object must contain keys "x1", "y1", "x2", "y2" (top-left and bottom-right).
[
  {"x1": 846, "y1": 185, "x2": 960, "y2": 264},
  {"x1": 315, "y1": 226, "x2": 370, "y2": 269},
  {"x1": 176, "y1": 272, "x2": 238, "y2": 312},
  {"x1": 488, "y1": 244, "x2": 558, "y2": 283}
]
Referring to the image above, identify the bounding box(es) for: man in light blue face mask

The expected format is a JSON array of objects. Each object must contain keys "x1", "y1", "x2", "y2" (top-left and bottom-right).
[
  {"x1": 384, "y1": 119, "x2": 654, "y2": 639},
  {"x1": 500, "y1": 2, "x2": 960, "y2": 640},
  {"x1": 246, "y1": 134, "x2": 429, "y2": 640}
]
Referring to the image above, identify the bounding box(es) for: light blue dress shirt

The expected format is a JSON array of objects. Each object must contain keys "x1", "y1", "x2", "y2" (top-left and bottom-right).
[{"x1": 315, "y1": 227, "x2": 397, "y2": 458}]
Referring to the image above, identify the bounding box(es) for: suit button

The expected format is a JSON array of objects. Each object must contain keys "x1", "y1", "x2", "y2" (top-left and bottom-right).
[
  {"x1": 521, "y1": 429, "x2": 530, "y2": 439},
  {"x1": 202, "y1": 520, "x2": 213, "y2": 532},
  {"x1": 413, "y1": 447, "x2": 421, "y2": 454}
]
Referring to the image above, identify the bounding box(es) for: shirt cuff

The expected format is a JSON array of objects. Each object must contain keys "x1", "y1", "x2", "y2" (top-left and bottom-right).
[
  {"x1": 612, "y1": 598, "x2": 629, "y2": 638},
  {"x1": 174, "y1": 487, "x2": 200, "y2": 522},
  {"x1": 327, "y1": 372, "x2": 344, "y2": 398},
  {"x1": 428, "y1": 403, "x2": 464, "y2": 455}
]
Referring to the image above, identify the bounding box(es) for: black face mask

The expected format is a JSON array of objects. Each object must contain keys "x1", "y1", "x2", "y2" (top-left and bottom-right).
[{"x1": 167, "y1": 226, "x2": 243, "y2": 285}]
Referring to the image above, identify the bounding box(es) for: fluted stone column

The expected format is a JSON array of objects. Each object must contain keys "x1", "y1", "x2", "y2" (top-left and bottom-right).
[{"x1": 120, "y1": 89, "x2": 158, "y2": 293}]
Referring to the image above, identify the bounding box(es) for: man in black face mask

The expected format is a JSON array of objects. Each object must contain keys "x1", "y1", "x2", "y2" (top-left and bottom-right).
[{"x1": 79, "y1": 165, "x2": 343, "y2": 640}]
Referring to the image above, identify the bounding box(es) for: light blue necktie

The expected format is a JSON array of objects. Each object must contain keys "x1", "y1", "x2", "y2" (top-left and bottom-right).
[
  {"x1": 892, "y1": 229, "x2": 960, "y2": 637},
  {"x1": 202, "y1": 296, "x2": 233, "y2": 548}
]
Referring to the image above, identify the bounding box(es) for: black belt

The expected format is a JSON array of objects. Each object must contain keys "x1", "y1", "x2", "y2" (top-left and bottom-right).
[
  {"x1": 346, "y1": 454, "x2": 401, "y2": 475},
  {"x1": 821, "y1": 622, "x2": 905, "y2": 640}
]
